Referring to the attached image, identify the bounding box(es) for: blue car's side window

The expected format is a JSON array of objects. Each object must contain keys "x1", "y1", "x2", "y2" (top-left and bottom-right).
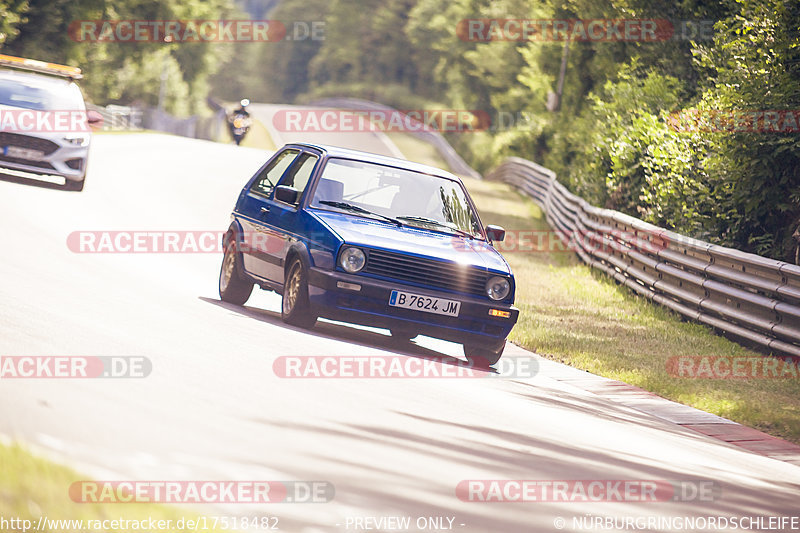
[
  {"x1": 276, "y1": 152, "x2": 319, "y2": 204},
  {"x1": 250, "y1": 149, "x2": 299, "y2": 197}
]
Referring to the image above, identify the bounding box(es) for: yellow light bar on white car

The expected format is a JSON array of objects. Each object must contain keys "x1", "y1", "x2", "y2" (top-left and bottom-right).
[{"x1": 0, "y1": 54, "x2": 83, "y2": 79}]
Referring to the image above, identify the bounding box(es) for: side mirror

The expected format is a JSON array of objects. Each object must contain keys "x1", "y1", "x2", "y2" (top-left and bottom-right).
[
  {"x1": 86, "y1": 110, "x2": 104, "y2": 130},
  {"x1": 275, "y1": 185, "x2": 299, "y2": 205},
  {"x1": 485, "y1": 225, "x2": 506, "y2": 242}
]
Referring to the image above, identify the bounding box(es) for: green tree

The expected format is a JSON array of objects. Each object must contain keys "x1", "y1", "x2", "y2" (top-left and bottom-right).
[
  {"x1": 211, "y1": 0, "x2": 330, "y2": 103},
  {"x1": 0, "y1": 0, "x2": 29, "y2": 47},
  {"x1": 1, "y1": 0, "x2": 233, "y2": 115},
  {"x1": 693, "y1": 0, "x2": 800, "y2": 258}
]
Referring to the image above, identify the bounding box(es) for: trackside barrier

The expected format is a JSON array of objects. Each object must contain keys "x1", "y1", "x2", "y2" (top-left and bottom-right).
[
  {"x1": 486, "y1": 157, "x2": 800, "y2": 357},
  {"x1": 86, "y1": 103, "x2": 227, "y2": 141}
]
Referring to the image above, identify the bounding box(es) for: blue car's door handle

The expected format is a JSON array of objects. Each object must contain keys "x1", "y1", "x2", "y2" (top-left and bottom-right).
[{"x1": 260, "y1": 206, "x2": 270, "y2": 215}]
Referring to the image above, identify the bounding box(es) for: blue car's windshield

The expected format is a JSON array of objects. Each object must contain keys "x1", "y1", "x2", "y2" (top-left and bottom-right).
[{"x1": 311, "y1": 158, "x2": 484, "y2": 238}]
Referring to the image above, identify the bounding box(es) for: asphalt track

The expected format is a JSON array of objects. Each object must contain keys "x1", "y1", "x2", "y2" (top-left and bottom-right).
[{"x1": 1, "y1": 133, "x2": 799, "y2": 532}]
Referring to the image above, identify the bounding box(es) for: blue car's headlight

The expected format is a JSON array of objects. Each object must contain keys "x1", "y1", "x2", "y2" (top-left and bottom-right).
[
  {"x1": 486, "y1": 276, "x2": 511, "y2": 301},
  {"x1": 340, "y1": 247, "x2": 366, "y2": 273}
]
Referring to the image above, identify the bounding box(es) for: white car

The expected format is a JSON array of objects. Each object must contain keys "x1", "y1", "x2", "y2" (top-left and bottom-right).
[{"x1": 0, "y1": 55, "x2": 101, "y2": 191}]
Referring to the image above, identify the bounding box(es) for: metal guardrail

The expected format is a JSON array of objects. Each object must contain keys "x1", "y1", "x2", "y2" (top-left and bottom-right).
[
  {"x1": 487, "y1": 157, "x2": 800, "y2": 358},
  {"x1": 141, "y1": 107, "x2": 227, "y2": 141},
  {"x1": 86, "y1": 103, "x2": 227, "y2": 141}
]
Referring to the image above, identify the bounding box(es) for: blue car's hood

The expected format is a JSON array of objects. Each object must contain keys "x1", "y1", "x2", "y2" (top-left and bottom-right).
[{"x1": 312, "y1": 210, "x2": 510, "y2": 273}]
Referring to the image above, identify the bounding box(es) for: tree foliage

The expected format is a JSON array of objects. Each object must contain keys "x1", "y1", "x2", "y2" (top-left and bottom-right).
[
  {"x1": 241, "y1": 0, "x2": 799, "y2": 260},
  {"x1": 4, "y1": 0, "x2": 798, "y2": 259},
  {"x1": 0, "y1": 0, "x2": 234, "y2": 115}
]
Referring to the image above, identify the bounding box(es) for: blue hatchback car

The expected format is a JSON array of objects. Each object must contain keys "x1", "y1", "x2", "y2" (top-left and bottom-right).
[{"x1": 219, "y1": 143, "x2": 519, "y2": 364}]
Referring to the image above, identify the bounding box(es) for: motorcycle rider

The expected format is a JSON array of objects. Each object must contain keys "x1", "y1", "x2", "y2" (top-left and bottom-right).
[{"x1": 228, "y1": 98, "x2": 252, "y2": 145}]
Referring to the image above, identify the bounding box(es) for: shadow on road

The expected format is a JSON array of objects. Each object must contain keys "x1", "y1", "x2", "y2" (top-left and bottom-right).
[
  {"x1": 198, "y1": 296, "x2": 499, "y2": 375},
  {"x1": 240, "y1": 411, "x2": 800, "y2": 532}
]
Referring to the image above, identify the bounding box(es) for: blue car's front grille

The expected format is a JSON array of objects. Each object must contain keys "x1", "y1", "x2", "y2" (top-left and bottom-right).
[{"x1": 362, "y1": 248, "x2": 489, "y2": 297}]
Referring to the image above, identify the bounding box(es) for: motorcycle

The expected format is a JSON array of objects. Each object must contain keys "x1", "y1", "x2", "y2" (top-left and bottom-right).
[{"x1": 228, "y1": 111, "x2": 252, "y2": 146}]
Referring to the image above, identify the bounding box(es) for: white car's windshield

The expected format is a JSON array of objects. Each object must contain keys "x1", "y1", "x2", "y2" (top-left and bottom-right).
[
  {"x1": 0, "y1": 76, "x2": 84, "y2": 110},
  {"x1": 311, "y1": 158, "x2": 484, "y2": 238}
]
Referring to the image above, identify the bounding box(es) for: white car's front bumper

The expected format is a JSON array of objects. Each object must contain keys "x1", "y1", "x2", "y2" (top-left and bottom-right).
[{"x1": 0, "y1": 131, "x2": 89, "y2": 182}]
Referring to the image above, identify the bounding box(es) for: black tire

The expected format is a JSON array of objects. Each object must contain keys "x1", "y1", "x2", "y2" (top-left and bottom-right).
[
  {"x1": 219, "y1": 238, "x2": 253, "y2": 305},
  {"x1": 463, "y1": 340, "x2": 506, "y2": 366},
  {"x1": 63, "y1": 177, "x2": 85, "y2": 192},
  {"x1": 390, "y1": 329, "x2": 417, "y2": 342},
  {"x1": 281, "y1": 257, "x2": 317, "y2": 329}
]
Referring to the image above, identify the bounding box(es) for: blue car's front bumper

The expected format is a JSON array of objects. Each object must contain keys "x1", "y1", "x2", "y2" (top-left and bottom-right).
[{"x1": 307, "y1": 268, "x2": 519, "y2": 348}]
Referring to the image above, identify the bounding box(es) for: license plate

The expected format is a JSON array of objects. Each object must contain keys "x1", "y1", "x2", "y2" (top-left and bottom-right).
[
  {"x1": 389, "y1": 290, "x2": 461, "y2": 317},
  {"x1": 4, "y1": 146, "x2": 45, "y2": 161}
]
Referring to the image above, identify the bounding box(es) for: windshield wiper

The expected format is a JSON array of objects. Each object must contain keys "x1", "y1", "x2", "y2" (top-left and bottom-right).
[
  {"x1": 319, "y1": 201, "x2": 403, "y2": 226},
  {"x1": 396, "y1": 216, "x2": 475, "y2": 239}
]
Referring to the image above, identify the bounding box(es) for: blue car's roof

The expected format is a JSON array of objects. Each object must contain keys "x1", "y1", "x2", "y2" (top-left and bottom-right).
[{"x1": 286, "y1": 142, "x2": 464, "y2": 183}]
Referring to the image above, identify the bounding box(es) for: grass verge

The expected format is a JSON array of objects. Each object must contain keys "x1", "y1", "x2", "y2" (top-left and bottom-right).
[
  {"x1": 0, "y1": 442, "x2": 225, "y2": 533},
  {"x1": 464, "y1": 176, "x2": 800, "y2": 444}
]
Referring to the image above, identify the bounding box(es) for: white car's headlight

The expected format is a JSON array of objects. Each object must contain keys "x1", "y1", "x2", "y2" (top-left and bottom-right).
[
  {"x1": 340, "y1": 247, "x2": 366, "y2": 273},
  {"x1": 63, "y1": 134, "x2": 89, "y2": 147},
  {"x1": 486, "y1": 276, "x2": 511, "y2": 301}
]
